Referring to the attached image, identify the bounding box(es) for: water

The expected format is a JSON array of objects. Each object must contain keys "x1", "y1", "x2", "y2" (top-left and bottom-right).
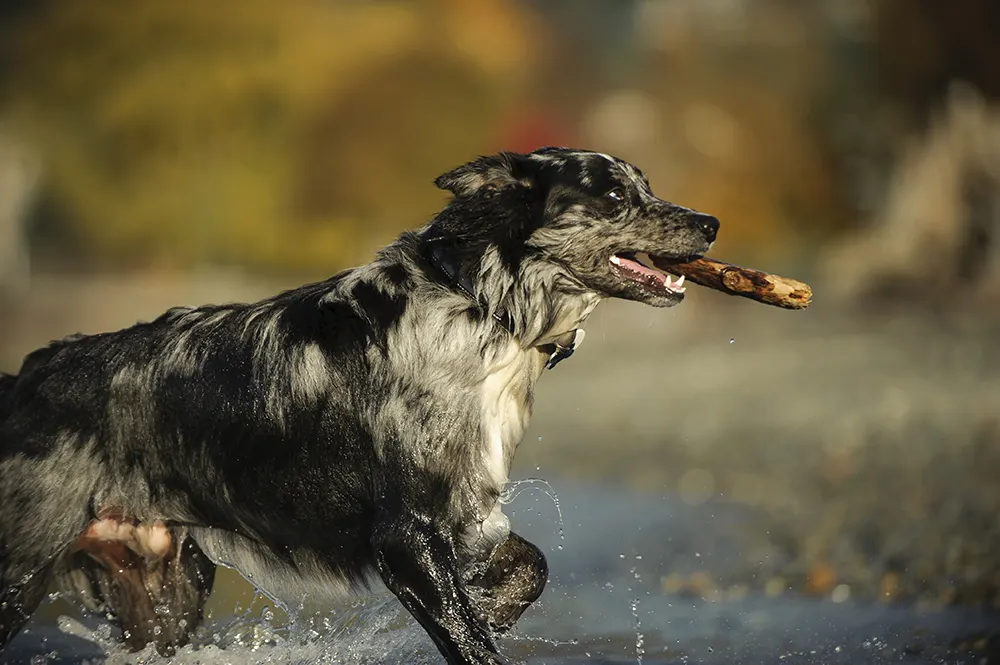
[
  {"x1": 501, "y1": 477, "x2": 566, "y2": 550},
  {"x1": 4, "y1": 478, "x2": 996, "y2": 664}
]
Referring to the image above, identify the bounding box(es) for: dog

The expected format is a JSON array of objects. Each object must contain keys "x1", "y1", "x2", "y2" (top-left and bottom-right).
[{"x1": 0, "y1": 147, "x2": 718, "y2": 664}]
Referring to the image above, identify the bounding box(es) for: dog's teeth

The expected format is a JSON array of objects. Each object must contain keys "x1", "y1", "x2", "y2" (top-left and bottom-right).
[
  {"x1": 675, "y1": 275, "x2": 685, "y2": 287},
  {"x1": 610, "y1": 255, "x2": 621, "y2": 265},
  {"x1": 676, "y1": 286, "x2": 686, "y2": 293}
]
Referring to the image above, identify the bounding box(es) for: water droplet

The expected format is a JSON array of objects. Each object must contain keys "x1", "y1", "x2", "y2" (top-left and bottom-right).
[
  {"x1": 537, "y1": 436, "x2": 542, "y2": 441},
  {"x1": 831, "y1": 584, "x2": 851, "y2": 603},
  {"x1": 630, "y1": 596, "x2": 645, "y2": 663},
  {"x1": 152, "y1": 625, "x2": 162, "y2": 636},
  {"x1": 729, "y1": 338, "x2": 735, "y2": 344}
]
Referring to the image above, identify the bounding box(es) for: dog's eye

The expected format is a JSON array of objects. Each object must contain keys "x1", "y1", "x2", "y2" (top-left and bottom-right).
[{"x1": 606, "y1": 188, "x2": 625, "y2": 203}]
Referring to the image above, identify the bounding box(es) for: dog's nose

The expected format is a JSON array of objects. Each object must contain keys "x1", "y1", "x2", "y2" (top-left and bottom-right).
[{"x1": 692, "y1": 213, "x2": 720, "y2": 243}]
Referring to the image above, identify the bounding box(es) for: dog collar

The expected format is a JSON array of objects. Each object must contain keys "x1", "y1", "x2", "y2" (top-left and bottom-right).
[
  {"x1": 421, "y1": 232, "x2": 582, "y2": 370},
  {"x1": 544, "y1": 329, "x2": 585, "y2": 370},
  {"x1": 422, "y1": 234, "x2": 516, "y2": 335}
]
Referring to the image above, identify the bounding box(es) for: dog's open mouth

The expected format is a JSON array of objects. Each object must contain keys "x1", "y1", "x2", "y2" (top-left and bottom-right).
[{"x1": 609, "y1": 252, "x2": 686, "y2": 297}]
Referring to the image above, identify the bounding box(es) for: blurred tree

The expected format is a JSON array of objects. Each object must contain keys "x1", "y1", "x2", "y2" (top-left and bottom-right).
[
  {"x1": 0, "y1": 0, "x2": 538, "y2": 275},
  {"x1": 634, "y1": 1, "x2": 844, "y2": 261},
  {"x1": 823, "y1": 0, "x2": 1000, "y2": 226},
  {"x1": 874, "y1": 0, "x2": 1000, "y2": 129}
]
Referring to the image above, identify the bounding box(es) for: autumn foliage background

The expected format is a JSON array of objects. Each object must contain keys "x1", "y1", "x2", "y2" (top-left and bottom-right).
[
  {"x1": 0, "y1": 0, "x2": 994, "y2": 281},
  {"x1": 2, "y1": 0, "x2": 1000, "y2": 621}
]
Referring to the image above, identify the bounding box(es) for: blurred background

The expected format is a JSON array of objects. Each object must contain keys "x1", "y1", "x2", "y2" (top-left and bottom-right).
[{"x1": 1, "y1": 0, "x2": 999, "y2": 662}]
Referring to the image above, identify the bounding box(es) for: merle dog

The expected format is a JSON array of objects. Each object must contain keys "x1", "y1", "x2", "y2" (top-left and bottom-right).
[{"x1": 0, "y1": 147, "x2": 718, "y2": 664}]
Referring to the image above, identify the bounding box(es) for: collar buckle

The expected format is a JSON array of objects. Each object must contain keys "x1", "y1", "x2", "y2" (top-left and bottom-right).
[{"x1": 546, "y1": 329, "x2": 585, "y2": 370}]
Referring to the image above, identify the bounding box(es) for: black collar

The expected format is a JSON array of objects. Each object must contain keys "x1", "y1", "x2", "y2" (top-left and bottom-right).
[
  {"x1": 422, "y1": 233, "x2": 516, "y2": 335},
  {"x1": 420, "y1": 230, "x2": 579, "y2": 370}
]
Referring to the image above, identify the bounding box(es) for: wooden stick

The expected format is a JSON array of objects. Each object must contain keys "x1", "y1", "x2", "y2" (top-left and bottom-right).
[{"x1": 652, "y1": 256, "x2": 813, "y2": 310}]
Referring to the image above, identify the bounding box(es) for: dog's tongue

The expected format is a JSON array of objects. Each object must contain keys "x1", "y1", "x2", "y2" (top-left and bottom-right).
[
  {"x1": 613, "y1": 255, "x2": 662, "y2": 280},
  {"x1": 610, "y1": 254, "x2": 686, "y2": 292}
]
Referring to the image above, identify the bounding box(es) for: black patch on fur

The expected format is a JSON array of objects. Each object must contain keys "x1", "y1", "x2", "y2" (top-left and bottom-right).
[
  {"x1": 428, "y1": 152, "x2": 553, "y2": 278},
  {"x1": 350, "y1": 282, "x2": 407, "y2": 342},
  {"x1": 383, "y1": 262, "x2": 410, "y2": 288},
  {"x1": 0, "y1": 374, "x2": 16, "y2": 423}
]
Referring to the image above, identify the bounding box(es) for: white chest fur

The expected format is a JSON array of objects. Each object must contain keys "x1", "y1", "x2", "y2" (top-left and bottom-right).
[{"x1": 479, "y1": 343, "x2": 537, "y2": 487}]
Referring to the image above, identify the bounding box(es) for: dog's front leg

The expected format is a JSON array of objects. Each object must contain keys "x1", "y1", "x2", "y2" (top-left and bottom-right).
[
  {"x1": 467, "y1": 532, "x2": 547, "y2": 633},
  {"x1": 373, "y1": 515, "x2": 505, "y2": 665}
]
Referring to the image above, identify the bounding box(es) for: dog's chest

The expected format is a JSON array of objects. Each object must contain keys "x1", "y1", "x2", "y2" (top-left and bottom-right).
[{"x1": 479, "y1": 348, "x2": 538, "y2": 487}]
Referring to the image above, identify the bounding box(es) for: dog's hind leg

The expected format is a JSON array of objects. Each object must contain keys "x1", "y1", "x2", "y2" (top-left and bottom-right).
[
  {"x1": 0, "y1": 561, "x2": 54, "y2": 652},
  {"x1": 0, "y1": 441, "x2": 102, "y2": 653},
  {"x1": 56, "y1": 526, "x2": 216, "y2": 656},
  {"x1": 0, "y1": 504, "x2": 88, "y2": 654},
  {"x1": 467, "y1": 532, "x2": 547, "y2": 633}
]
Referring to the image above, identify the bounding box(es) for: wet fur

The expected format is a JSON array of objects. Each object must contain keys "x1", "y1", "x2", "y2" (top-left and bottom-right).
[{"x1": 0, "y1": 147, "x2": 717, "y2": 664}]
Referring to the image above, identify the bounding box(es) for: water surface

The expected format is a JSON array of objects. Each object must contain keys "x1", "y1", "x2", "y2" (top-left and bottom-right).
[{"x1": 5, "y1": 477, "x2": 995, "y2": 664}]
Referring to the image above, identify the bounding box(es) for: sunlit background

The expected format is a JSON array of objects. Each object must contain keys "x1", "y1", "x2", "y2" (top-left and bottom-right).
[{"x1": 1, "y1": 1, "x2": 999, "y2": 663}]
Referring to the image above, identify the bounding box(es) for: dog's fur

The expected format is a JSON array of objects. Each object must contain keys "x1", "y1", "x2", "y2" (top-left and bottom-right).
[{"x1": 0, "y1": 147, "x2": 718, "y2": 664}]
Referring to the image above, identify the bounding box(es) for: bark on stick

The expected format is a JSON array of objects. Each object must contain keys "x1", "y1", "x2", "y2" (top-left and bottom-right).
[{"x1": 652, "y1": 256, "x2": 813, "y2": 310}]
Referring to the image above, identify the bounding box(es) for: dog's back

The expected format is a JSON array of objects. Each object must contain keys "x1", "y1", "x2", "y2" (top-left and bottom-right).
[
  {"x1": 0, "y1": 282, "x2": 379, "y2": 523},
  {"x1": 0, "y1": 280, "x2": 383, "y2": 653},
  {"x1": 0, "y1": 373, "x2": 14, "y2": 424}
]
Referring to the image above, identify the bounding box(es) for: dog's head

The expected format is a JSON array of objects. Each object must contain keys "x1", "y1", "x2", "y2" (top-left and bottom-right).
[{"x1": 430, "y1": 147, "x2": 718, "y2": 308}]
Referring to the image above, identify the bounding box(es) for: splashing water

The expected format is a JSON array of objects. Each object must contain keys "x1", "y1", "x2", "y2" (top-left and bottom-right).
[
  {"x1": 629, "y1": 566, "x2": 645, "y2": 665},
  {"x1": 65, "y1": 593, "x2": 440, "y2": 665},
  {"x1": 501, "y1": 477, "x2": 566, "y2": 550},
  {"x1": 505, "y1": 632, "x2": 580, "y2": 649}
]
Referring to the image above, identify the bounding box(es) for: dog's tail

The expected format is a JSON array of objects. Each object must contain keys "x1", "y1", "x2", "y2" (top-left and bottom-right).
[{"x1": 0, "y1": 373, "x2": 17, "y2": 423}]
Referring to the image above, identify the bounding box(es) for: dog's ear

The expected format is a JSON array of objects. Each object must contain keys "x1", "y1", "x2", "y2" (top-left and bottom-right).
[{"x1": 434, "y1": 152, "x2": 538, "y2": 197}]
